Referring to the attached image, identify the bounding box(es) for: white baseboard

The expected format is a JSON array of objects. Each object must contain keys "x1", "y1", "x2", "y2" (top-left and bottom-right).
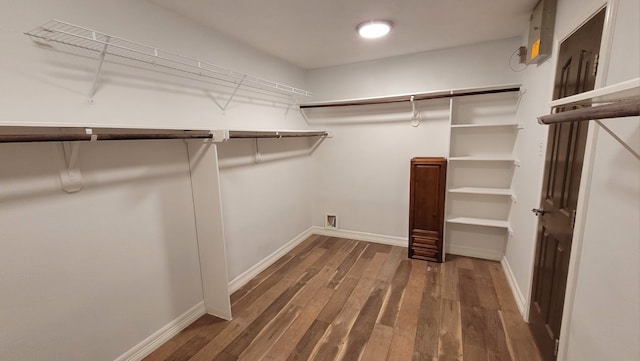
[
  {"x1": 501, "y1": 256, "x2": 527, "y2": 318},
  {"x1": 114, "y1": 301, "x2": 206, "y2": 361},
  {"x1": 310, "y1": 226, "x2": 407, "y2": 247},
  {"x1": 228, "y1": 227, "x2": 316, "y2": 294},
  {"x1": 446, "y1": 244, "x2": 503, "y2": 261}
]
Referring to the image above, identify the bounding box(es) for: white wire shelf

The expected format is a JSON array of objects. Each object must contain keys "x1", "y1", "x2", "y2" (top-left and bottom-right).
[{"x1": 24, "y1": 19, "x2": 312, "y2": 104}]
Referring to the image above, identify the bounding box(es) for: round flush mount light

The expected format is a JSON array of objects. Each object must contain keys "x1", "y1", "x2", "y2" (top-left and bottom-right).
[{"x1": 357, "y1": 20, "x2": 393, "y2": 39}]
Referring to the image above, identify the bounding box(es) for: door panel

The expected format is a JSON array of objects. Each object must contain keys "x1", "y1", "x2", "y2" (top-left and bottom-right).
[
  {"x1": 413, "y1": 164, "x2": 443, "y2": 231},
  {"x1": 529, "y1": 8, "x2": 606, "y2": 361}
]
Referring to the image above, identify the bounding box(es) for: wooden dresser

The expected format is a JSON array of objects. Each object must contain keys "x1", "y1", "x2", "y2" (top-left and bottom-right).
[{"x1": 408, "y1": 157, "x2": 447, "y2": 262}]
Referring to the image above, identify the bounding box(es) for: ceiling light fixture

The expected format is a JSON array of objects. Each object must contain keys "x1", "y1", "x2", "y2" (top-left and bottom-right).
[{"x1": 357, "y1": 20, "x2": 393, "y2": 39}]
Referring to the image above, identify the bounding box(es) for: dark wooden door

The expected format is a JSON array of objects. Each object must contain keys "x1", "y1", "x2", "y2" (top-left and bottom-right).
[
  {"x1": 408, "y1": 157, "x2": 447, "y2": 262},
  {"x1": 529, "y1": 8, "x2": 606, "y2": 361}
]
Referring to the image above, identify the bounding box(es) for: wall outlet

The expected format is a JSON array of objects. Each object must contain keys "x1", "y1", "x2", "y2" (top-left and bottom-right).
[{"x1": 324, "y1": 214, "x2": 338, "y2": 229}]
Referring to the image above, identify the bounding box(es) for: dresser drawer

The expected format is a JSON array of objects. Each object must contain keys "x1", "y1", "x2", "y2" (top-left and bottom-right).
[
  {"x1": 411, "y1": 235, "x2": 439, "y2": 250},
  {"x1": 410, "y1": 245, "x2": 440, "y2": 262}
]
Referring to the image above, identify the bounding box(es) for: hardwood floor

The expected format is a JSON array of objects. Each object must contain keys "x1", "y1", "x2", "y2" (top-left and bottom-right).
[{"x1": 144, "y1": 235, "x2": 542, "y2": 361}]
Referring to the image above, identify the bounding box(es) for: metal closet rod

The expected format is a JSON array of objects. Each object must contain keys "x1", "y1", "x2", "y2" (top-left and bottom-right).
[
  {"x1": 228, "y1": 130, "x2": 328, "y2": 138},
  {"x1": 0, "y1": 130, "x2": 328, "y2": 143},
  {"x1": 0, "y1": 133, "x2": 212, "y2": 143},
  {"x1": 538, "y1": 98, "x2": 640, "y2": 124},
  {"x1": 299, "y1": 87, "x2": 521, "y2": 109}
]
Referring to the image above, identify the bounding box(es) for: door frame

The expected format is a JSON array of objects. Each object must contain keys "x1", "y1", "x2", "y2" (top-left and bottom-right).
[{"x1": 527, "y1": 1, "x2": 619, "y2": 360}]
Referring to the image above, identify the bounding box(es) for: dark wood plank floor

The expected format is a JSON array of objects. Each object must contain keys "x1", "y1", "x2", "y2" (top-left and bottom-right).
[{"x1": 144, "y1": 235, "x2": 542, "y2": 361}]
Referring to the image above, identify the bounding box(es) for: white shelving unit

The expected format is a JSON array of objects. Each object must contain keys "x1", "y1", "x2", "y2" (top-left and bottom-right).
[{"x1": 445, "y1": 90, "x2": 521, "y2": 260}]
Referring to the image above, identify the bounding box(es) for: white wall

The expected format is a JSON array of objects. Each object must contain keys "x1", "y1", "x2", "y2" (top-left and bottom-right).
[
  {"x1": 305, "y1": 100, "x2": 451, "y2": 237},
  {"x1": 305, "y1": 38, "x2": 523, "y2": 239},
  {"x1": 306, "y1": 38, "x2": 523, "y2": 101},
  {"x1": 0, "y1": 0, "x2": 312, "y2": 360},
  {"x1": 217, "y1": 137, "x2": 314, "y2": 279},
  {"x1": 506, "y1": 55, "x2": 555, "y2": 311},
  {"x1": 561, "y1": 0, "x2": 640, "y2": 360},
  {"x1": 0, "y1": 139, "x2": 203, "y2": 361},
  {"x1": 505, "y1": 0, "x2": 639, "y2": 360}
]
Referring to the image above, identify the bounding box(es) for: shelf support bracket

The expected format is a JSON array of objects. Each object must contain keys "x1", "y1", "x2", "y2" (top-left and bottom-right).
[
  {"x1": 595, "y1": 120, "x2": 640, "y2": 160},
  {"x1": 410, "y1": 95, "x2": 420, "y2": 127},
  {"x1": 89, "y1": 34, "x2": 111, "y2": 103},
  {"x1": 55, "y1": 128, "x2": 95, "y2": 193},
  {"x1": 254, "y1": 138, "x2": 262, "y2": 163},
  {"x1": 309, "y1": 134, "x2": 327, "y2": 155},
  {"x1": 299, "y1": 107, "x2": 311, "y2": 124},
  {"x1": 214, "y1": 75, "x2": 246, "y2": 112},
  {"x1": 56, "y1": 140, "x2": 83, "y2": 193},
  {"x1": 285, "y1": 99, "x2": 298, "y2": 117},
  {"x1": 516, "y1": 87, "x2": 526, "y2": 110}
]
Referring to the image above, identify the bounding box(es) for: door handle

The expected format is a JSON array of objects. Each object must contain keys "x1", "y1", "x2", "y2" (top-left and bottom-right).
[{"x1": 532, "y1": 208, "x2": 546, "y2": 216}]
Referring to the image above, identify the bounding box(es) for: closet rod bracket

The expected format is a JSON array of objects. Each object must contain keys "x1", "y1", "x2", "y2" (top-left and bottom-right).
[
  {"x1": 254, "y1": 138, "x2": 262, "y2": 163},
  {"x1": 56, "y1": 128, "x2": 96, "y2": 193},
  {"x1": 410, "y1": 95, "x2": 420, "y2": 127}
]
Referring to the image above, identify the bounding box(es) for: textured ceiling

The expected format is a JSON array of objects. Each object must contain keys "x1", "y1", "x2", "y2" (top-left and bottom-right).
[{"x1": 150, "y1": 0, "x2": 538, "y2": 69}]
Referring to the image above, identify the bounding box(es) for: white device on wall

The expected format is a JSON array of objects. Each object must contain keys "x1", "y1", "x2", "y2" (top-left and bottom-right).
[{"x1": 527, "y1": 0, "x2": 558, "y2": 64}]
